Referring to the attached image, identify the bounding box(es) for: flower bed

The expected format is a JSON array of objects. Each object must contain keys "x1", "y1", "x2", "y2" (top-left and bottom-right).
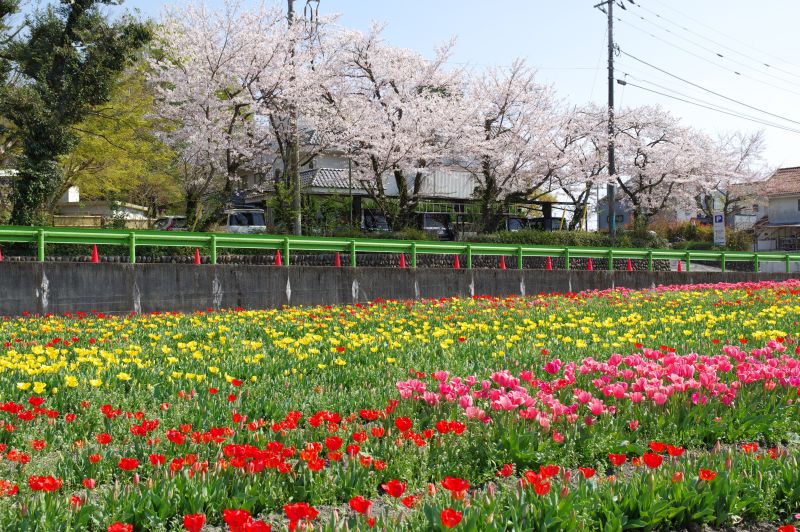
[{"x1": 0, "y1": 280, "x2": 799, "y2": 530}]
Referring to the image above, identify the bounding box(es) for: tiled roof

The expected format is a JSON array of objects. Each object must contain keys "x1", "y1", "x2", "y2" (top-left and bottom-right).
[
  {"x1": 247, "y1": 168, "x2": 365, "y2": 195},
  {"x1": 760, "y1": 167, "x2": 800, "y2": 196},
  {"x1": 300, "y1": 168, "x2": 365, "y2": 190}
]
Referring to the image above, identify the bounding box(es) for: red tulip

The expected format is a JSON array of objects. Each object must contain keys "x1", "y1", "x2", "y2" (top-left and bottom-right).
[
  {"x1": 96, "y1": 433, "x2": 112, "y2": 445},
  {"x1": 325, "y1": 436, "x2": 342, "y2": 451},
  {"x1": 608, "y1": 453, "x2": 626, "y2": 466},
  {"x1": 488, "y1": 464, "x2": 508, "y2": 479},
  {"x1": 666, "y1": 445, "x2": 685, "y2": 457},
  {"x1": 401, "y1": 495, "x2": 419, "y2": 508},
  {"x1": 224, "y1": 509, "x2": 252, "y2": 532},
  {"x1": 440, "y1": 508, "x2": 463, "y2": 528},
  {"x1": 441, "y1": 476, "x2": 470, "y2": 493},
  {"x1": 107, "y1": 524, "x2": 133, "y2": 532},
  {"x1": 394, "y1": 417, "x2": 412, "y2": 432},
  {"x1": 578, "y1": 467, "x2": 595, "y2": 479},
  {"x1": 539, "y1": 464, "x2": 560, "y2": 478},
  {"x1": 699, "y1": 469, "x2": 717, "y2": 481},
  {"x1": 381, "y1": 479, "x2": 406, "y2": 498},
  {"x1": 82, "y1": 478, "x2": 96, "y2": 489},
  {"x1": 534, "y1": 480, "x2": 551, "y2": 495},
  {"x1": 118, "y1": 457, "x2": 139, "y2": 471},
  {"x1": 284, "y1": 502, "x2": 318, "y2": 532},
  {"x1": 642, "y1": 452, "x2": 663, "y2": 469},
  {"x1": 243, "y1": 522, "x2": 270, "y2": 532},
  {"x1": 183, "y1": 513, "x2": 205, "y2": 532},
  {"x1": 27, "y1": 475, "x2": 62, "y2": 492},
  {"x1": 648, "y1": 441, "x2": 666, "y2": 453},
  {"x1": 349, "y1": 495, "x2": 372, "y2": 515}
]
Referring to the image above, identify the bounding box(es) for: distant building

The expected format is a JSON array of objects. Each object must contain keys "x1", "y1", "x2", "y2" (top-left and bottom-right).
[
  {"x1": 754, "y1": 167, "x2": 800, "y2": 251},
  {"x1": 55, "y1": 186, "x2": 149, "y2": 227}
]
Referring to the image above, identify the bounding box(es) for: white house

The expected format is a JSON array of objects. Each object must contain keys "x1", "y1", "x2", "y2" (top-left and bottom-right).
[{"x1": 55, "y1": 186, "x2": 149, "y2": 227}]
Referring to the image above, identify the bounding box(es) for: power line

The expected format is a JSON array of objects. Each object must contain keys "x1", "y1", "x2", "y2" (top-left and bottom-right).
[
  {"x1": 618, "y1": 79, "x2": 800, "y2": 135},
  {"x1": 615, "y1": 72, "x2": 800, "y2": 134},
  {"x1": 620, "y1": 50, "x2": 800, "y2": 128},
  {"x1": 646, "y1": 0, "x2": 800, "y2": 71},
  {"x1": 619, "y1": 6, "x2": 800, "y2": 86},
  {"x1": 615, "y1": 17, "x2": 800, "y2": 98}
]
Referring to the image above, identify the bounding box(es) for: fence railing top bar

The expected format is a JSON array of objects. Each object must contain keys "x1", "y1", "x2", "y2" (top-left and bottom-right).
[{"x1": 1, "y1": 225, "x2": 800, "y2": 261}]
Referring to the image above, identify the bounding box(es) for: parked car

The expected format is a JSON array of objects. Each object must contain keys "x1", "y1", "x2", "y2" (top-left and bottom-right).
[
  {"x1": 153, "y1": 216, "x2": 188, "y2": 231},
  {"x1": 362, "y1": 210, "x2": 392, "y2": 233},
  {"x1": 504, "y1": 217, "x2": 531, "y2": 232},
  {"x1": 223, "y1": 209, "x2": 267, "y2": 234},
  {"x1": 417, "y1": 213, "x2": 455, "y2": 241}
]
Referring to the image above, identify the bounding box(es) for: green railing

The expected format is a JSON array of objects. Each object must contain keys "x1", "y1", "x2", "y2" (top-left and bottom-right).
[{"x1": 0, "y1": 225, "x2": 799, "y2": 273}]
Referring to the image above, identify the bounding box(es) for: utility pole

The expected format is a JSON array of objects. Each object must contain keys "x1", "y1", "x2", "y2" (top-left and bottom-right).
[
  {"x1": 595, "y1": 0, "x2": 617, "y2": 244},
  {"x1": 287, "y1": 0, "x2": 302, "y2": 235}
]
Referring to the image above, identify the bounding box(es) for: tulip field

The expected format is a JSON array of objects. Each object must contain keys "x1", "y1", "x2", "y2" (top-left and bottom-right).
[{"x1": 2, "y1": 280, "x2": 800, "y2": 531}]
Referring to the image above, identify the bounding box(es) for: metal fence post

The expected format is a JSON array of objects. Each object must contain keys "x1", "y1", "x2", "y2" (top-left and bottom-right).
[
  {"x1": 283, "y1": 238, "x2": 290, "y2": 267},
  {"x1": 466, "y1": 244, "x2": 472, "y2": 269},
  {"x1": 37, "y1": 229, "x2": 45, "y2": 262},
  {"x1": 210, "y1": 235, "x2": 217, "y2": 265},
  {"x1": 411, "y1": 242, "x2": 417, "y2": 268},
  {"x1": 517, "y1": 246, "x2": 523, "y2": 270},
  {"x1": 753, "y1": 254, "x2": 759, "y2": 273},
  {"x1": 685, "y1": 252, "x2": 691, "y2": 272},
  {"x1": 129, "y1": 232, "x2": 136, "y2": 264},
  {"x1": 564, "y1": 248, "x2": 570, "y2": 271},
  {"x1": 720, "y1": 252, "x2": 726, "y2": 273},
  {"x1": 786, "y1": 254, "x2": 791, "y2": 274},
  {"x1": 608, "y1": 249, "x2": 613, "y2": 271},
  {"x1": 350, "y1": 240, "x2": 357, "y2": 268},
  {"x1": 647, "y1": 250, "x2": 653, "y2": 272}
]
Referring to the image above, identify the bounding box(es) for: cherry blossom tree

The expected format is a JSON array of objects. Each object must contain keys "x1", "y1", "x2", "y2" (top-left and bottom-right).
[
  {"x1": 548, "y1": 104, "x2": 608, "y2": 230},
  {"x1": 461, "y1": 59, "x2": 564, "y2": 232},
  {"x1": 331, "y1": 25, "x2": 471, "y2": 230},
  {"x1": 611, "y1": 105, "x2": 717, "y2": 226},
  {"x1": 695, "y1": 130, "x2": 769, "y2": 220},
  {"x1": 150, "y1": 0, "x2": 331, "y2": 229}
]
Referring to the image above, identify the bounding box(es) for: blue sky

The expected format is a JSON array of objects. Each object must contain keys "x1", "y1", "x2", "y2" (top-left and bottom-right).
[{"x1": 125, "y1": 0, "x2": 800, "y2": 168}]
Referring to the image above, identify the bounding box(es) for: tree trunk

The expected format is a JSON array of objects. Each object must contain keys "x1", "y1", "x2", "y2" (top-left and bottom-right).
[{"x1": 185, "y1": 191, "x2": 201, "y2": 231}]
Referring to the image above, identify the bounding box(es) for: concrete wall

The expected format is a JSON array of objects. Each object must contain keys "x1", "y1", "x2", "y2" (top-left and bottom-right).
[{"x1": 0, "y1": 263, "x2": 797, "y2": 316}]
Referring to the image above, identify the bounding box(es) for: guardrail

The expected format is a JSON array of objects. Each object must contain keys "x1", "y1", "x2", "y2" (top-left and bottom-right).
[{"x1": 0, "y1": 225, "x2": 799, "y2": 273}]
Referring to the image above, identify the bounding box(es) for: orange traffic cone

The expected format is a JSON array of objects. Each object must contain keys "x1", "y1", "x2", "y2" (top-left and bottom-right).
[
  {"x1": 453, "y1": 255, "x2": 460, "y2": 269},
  {"x1": 91, "y1": 245, "x2": 99, "y2": 264},
  {"x1": 587, "y1": 258, "x2": 593, "y2": 271},
  {"x1": 334, "y1": 252, "x2": 341, "y2": 267},
  {"x1": 626, "y1": 258, "x2": 633, "y2": 271},
  {"x1": 677, "y1": 260, "x2": 682, "y2": 272},
  {"x1": 499, "y1": 255, "x2": 506, "y2": 270},
  {"x1": 546, "y1": 256, "x2": 552, "y2": 270},
  {"x1": 275, "y1": 249, "x2": 283, "y2": 266},
  {"x1": 194, "y1": 248, "x2": 201, "y2": 265},
  {"x1": 399, "y1": 253, "x2": 406, "y2": 268}
]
